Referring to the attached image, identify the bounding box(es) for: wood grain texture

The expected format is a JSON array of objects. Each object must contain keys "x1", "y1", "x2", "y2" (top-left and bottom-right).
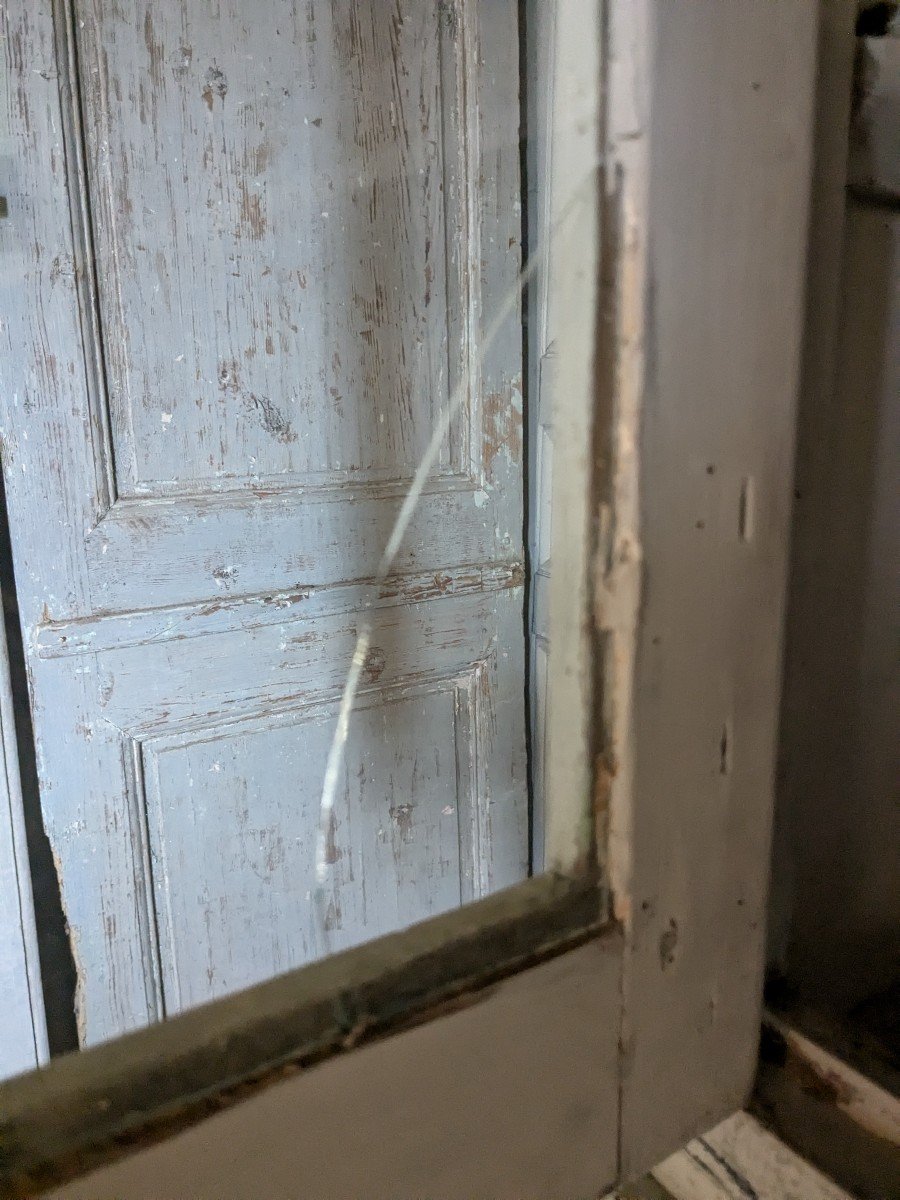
[
  {"x1": 610, "y1": 0, "x2": 818, "y2": 1177},
  {"x1": 652, "y1": 1111, "x2": 858, "y2": 1200},
  {"x1": 28, "y1": 576, "x2": 528, "y2": 1040},
  {"x1": 0, "y1": 8, "x2": 826, "y2": 1195},
  {"x1": 606, "y1": 1112, "x2": 861, "y2": 1200},
  {"x1": 77, "y1": 0, "x2": 464, "y2": 494},
  {"x1": 0, "y1": 0, "x2": 527, "y2": 1046},
  {"x1": 753, "y1": 1015, "x2": 900, "y2": 1200}
]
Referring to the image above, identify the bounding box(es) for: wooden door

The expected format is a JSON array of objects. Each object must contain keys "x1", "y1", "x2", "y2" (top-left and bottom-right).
[{"x1": 0, "y1": 0, "x2": 526, "y2": 1047}]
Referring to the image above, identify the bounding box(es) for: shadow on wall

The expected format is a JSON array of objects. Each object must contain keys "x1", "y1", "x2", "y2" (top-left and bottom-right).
[{"x1": 772, "y1": 197, "x2": 899, "y2": 1017}]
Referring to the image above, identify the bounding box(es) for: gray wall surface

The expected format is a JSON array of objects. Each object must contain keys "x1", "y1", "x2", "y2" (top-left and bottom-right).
[{"x1": 772, "y1": 19, "x2": 899, "y2": 1016}]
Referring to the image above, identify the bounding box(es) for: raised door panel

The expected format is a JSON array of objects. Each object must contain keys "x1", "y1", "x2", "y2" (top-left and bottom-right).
[
  {"x1": 32, "y1": 583, "x2": 526, "y2": 1038},
  {"x1": 147, "y1": 685, "x2": 470, "y2": 1010},
  {"x1": 1, "y1": 0, "x2": 522, "y2": 620},
  {"x1": 78, "y1": 0, "x2": 466, "y2": 496},
  {"x1": 65, "y1": 0, "x2": 522, "y2": 618}
]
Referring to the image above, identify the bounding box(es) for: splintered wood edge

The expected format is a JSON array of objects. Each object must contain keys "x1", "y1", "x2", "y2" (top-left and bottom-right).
[{"x1": 0, "y1": 872, "x2": 606, "y2": 1196}]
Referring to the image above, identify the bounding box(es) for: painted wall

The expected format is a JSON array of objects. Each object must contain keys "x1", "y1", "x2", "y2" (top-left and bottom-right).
[{"x1": 772, "y1": 18, "x2": 900, "y2": 1017}]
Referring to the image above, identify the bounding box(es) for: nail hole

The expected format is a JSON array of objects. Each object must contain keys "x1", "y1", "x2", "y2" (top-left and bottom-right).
[
  {"x1": 719, "y1": 722, "x2": 732, "y2": 776},
  {"x1": 738, "y1": 477, "x2": 755, "y2": 542}
]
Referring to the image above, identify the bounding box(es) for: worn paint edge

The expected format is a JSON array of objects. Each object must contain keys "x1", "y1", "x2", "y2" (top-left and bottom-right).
[
  {"x1": 0, "y1": 872, "x2": 606, "y2": 1197},
  {"x1": 34, "y1": 561, "x2": 524, "y2": 658}
]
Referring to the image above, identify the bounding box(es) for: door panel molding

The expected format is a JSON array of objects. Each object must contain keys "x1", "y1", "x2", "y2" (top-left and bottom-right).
[
  {"x1": 33, "y1": 587, "x2": 526, "y2": 1042},
  {"x1": 79, "y1": 489, "x2": 516, "y2": 613},
  {"x1": 62, "y1": 0, "x2": 479, "y2": 505},
  {"x1": 34, "y1": 561, "x2": 523, "y2": 659}
]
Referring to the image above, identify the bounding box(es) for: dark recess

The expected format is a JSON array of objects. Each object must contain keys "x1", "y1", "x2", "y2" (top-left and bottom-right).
[
  {"x1": 0, "y1": 465, "x2": 79, "y2": 1055},
  {"x1": 855, "y1": 2, "x2": 897, "y2": 37}
]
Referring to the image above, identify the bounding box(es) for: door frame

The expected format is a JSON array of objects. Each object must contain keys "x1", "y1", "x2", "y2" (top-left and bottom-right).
[{"x1": 0, "y1": 2, "x2": 817, "y2": 1194}]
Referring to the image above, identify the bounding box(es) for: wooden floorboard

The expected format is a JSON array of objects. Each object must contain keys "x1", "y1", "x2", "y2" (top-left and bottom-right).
[{"x1": 608, "y1": 1112, "x2": 859, "y2": 1200}]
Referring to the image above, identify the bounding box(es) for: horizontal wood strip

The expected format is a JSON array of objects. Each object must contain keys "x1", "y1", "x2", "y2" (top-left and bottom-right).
[
  {"x1": 0, "y1": 872, "x2": 605, "y2": 1197},
  {"x1": 35, "y1": 562, "x2": 524, "y2": 658}
]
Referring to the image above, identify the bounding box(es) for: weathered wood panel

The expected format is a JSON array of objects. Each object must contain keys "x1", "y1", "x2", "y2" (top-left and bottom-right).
[
  {"x1": 0, "y1": 6, "x2": 826, "y2": 1194},
  {"x1": 29, "y1": 577, "x2": 526, "y2": 1039},
  {"x1": 146, "y1": 687, "x2": 466, "y2": 1008},
  {"x1": 652, "y1": 1112, "x2": 859, "y2": 1200},
  {"x1": 0, "y1": 0, "x2": 526, "y2": 1046},
  {"x1": 0, "y1": 876, "x2": 607, "y2": 1196}
]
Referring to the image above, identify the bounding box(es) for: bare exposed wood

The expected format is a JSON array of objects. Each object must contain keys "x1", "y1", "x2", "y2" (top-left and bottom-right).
[
  {"x1": 607, "y1": 1111, "x2": 861, "y2": 1200},
  {"x1": 653, "y1": 1111, "x2": 859, "y2": 1200},
  {"x1": 0, "y1": 581, "x2": 48, "y2": 1080}
]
